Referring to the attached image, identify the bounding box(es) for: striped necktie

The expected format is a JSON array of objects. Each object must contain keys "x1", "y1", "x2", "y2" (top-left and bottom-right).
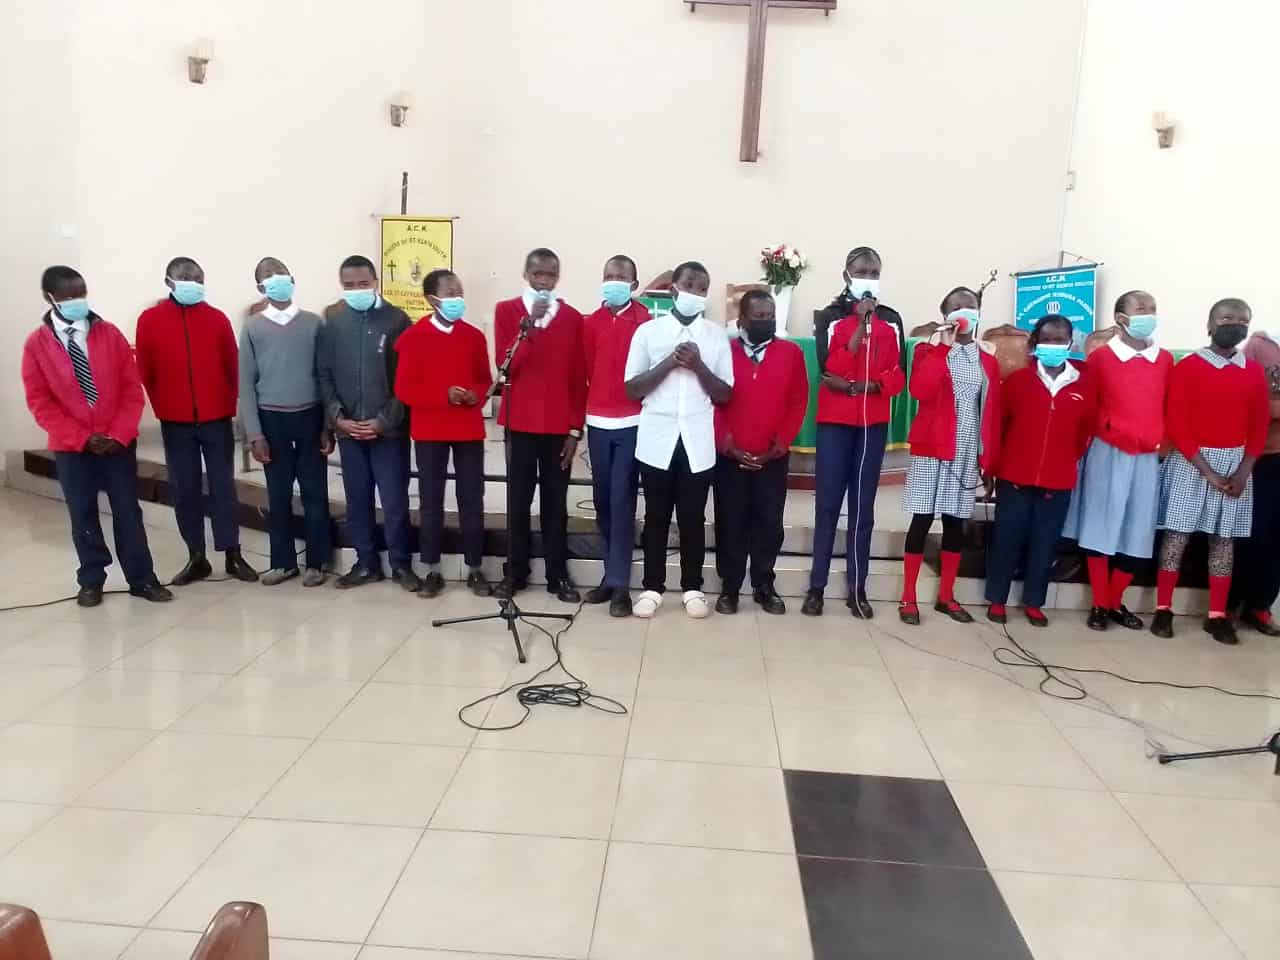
[
  {"x1": 744, "y1": 338, "x2": 771, "y2": 364},
  {"x1": 64, "y1": 327, "x2": 98, "y2": 406}
]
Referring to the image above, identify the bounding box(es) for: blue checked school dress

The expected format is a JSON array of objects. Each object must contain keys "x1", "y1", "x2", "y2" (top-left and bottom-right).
[{"x1": 903, "y1": 341, "x2": 982, "y2": 519}]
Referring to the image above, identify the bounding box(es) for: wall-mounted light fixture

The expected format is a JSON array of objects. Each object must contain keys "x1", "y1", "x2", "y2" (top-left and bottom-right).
[
  {"x1": 187, "y1": 37, "x2": 214, "y2": 84},
  {"x1": 1152, "y1": 111, "x2": 1175, "y2": 149},
  {"x1": 389, "y1": 90, "x2": 414, "y2": 128}
]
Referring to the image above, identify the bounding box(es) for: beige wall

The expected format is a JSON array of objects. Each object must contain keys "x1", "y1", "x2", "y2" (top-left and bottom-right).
[{"x1": 1062, "y1": 0, "x2": 1280, "y2": 348}]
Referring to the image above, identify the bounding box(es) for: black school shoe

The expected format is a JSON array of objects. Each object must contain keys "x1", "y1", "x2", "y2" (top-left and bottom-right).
[
  {"x1": 1086, "y1": 606, "x2": 1110, "y2": 631},
  {"x1": 391, "y1": 567, "x2": 421, "y2": 592},
  {"x1": 755, "y1": 590, "x2": 786, "y2": 615},
  {"x1": 1149, "y1": 608, "x2": 1174, "y2": 638},
  {"x1": 846, "y1": 595, "x2": 874, "y2": 620},
  {"x1": 171, "y1": 551, "x2": 212, "y2": 586},
  {"x1": 1204, "y1": 616, "x2": 1239, "y2": 646},
  {"x1": 417, "y1": 572, "x2": 446, "y2": 598},
  {"x1": 224, "y1": 549, "x2": 259, "y2": 583},
  {"x1": 584, "y1": 583, "x2": 613, "y2": 604},
  {"x1": 716, "y1": 593, "x2": 740, "y2": 615},
  {"x1": 129, "y1": 578, "x2": 173, "y2": 602},
  {"x1": 801, "y1": 589, "x2": 824, "y2": 616},
  {"x1": 898, "y1": 602, "x2": 921, "y2": 626},
  {"x1": 548, "y1": 578, "x2": 581, "y2": 603},
  {"x1": 336, "y1": 564, "x2": 385, "y2": 589},
  {"x1": 466, "y1": 570, "x2": 494, "y2": 597},
  {"x1": 77, "y1": 585, "x2": 104, "y2": 608},
  {"x1": 494, "y1": 576, "x2": 527, "y2": 600},
  {"x1": 1108, "y1": 605, "x2": 1143, "y2": 630},
  {"x1": 1238, "y1": 610, "x2": 1280, "y2": 637},
  {"x1": 609, "y1": 589, "x2": 633, "y2": 618},
  {"x1": 934, "y1": 600, "x2": 974, "y2": 624}
]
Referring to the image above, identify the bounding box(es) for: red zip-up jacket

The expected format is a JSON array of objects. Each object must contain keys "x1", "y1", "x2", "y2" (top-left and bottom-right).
[
  {"x1": 583, "y1": 300, "x2": 651, "y2": 423},
  {"x1": 135, "y1": 297, "x2": 238, "y2": 423},
  {"x1": 817, "y1": 314, "x2": 905, "y2": 426},
  {"x1": 715, "y1": 337, "x2": 810, "y2": 457},
  {"x1": 22, "y1": 314, "x2": 146, "y2": 452},
  {"x1": 906, "y1": 341, "x2": 1003, "y2": 471},
  {"x1": 394, "y1": 318, "x2": 493, "y2": 442},
  {"x1": 992, "y1": 363, "x2": 1095, "y2": 490},
  {"x1": 493, "y1": 297, "x2": 587, "y2": 435}
]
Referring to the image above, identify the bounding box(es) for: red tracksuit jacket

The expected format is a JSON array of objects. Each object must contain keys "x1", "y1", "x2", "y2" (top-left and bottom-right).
[
  {"x1": 906, "y1": 341, "x2": 1003, "y2": 472},
  {"x1": 992, "y1": 363, "x2": 1095, "y2": 490},
  {"x1": 135, "y1": 297, "x2": 238, "y2": 423}
]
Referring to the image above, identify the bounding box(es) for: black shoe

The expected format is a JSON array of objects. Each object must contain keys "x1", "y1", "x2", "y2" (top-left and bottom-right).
[
  {"x1": 716, "y1": 593, "x2": 740, "y2": 615},
  {"x1": 801, "y1": 589, "x2": 824, "y2": 617},
  {"x1": 898, "y1": 602, "x2": 921, "y2": 626},
  {"x1": 548, "y1": 578, "x2": 581, "y2": 603},
  {"x1": 1086, "y1": 606, "x2": 1110, "y2": 631},
  {"x1": 609, "y1": 589, "x2": 633, "y2": 618},
  {"x1": 76, "y1": 585, "x2": 104, "y2": 608},
  {"x1": 1108, "y1": 605, "x2": 1143, "y2": 630},
  {"x1": 494, "y1": 576, "x2": 526, "y2": 600},
  {"x1": 1150, "y1": 608, "x2": 1174, "y2": 639},
  {"x1": 466, "y1": 570, "x2": 494, "y2": 597},
  {"x1": 987, "y1": 604, "x2": 1008, "y2": 624},
  {"x1": 224, "y1": 549, "x2": 259, "y2": 583},
  {"x1": 1238, "y1": 610, "x2": 1280, "y2": 637},
  {"x1": 171, "y1": 551, "x2": 212, "y2": 586},
  {"x1": 391, "y1": 567, "x2": 421, "y2": 592},
  {"x1": 1204, "y1": 616, "x2": 1239, "y2": 646},
  {"x1": 129, "y1": 578, "x2": 173, "y2": 603},
  {"x1": 755, "y1": 590, "x2": 787, "y2": 615},
  {"x1": 336, "y1": 564, "x2": 385, "y2": 589},
  {"x1": 846, "y1": 595, "x2": 874, "y2": 620},
  {"x1": 417, "y1": 571, "x2": 446, "y2": 598},
  {"x1": 584, "y1": 583, "x2": 613, "y2": 604},
  {"x1": 934, "y1": 600, "x2": 974, "y2": 624}
]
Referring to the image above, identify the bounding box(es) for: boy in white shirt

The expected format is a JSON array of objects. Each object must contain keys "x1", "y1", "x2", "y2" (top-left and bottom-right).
[{"x1": 624, "y1": 261, "x2": 734, "y2": 618}]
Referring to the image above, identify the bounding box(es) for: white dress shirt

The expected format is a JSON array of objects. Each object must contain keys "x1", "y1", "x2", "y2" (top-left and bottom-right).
[
  {"x1": 624, "y1": 312, "x2": 735, "y2": 473},
  {"x1": 53, "y1": 316, "x2": 91, "y2": 360},
  {"x1": 262, "y1": 303, "x2": 300, "y2": 326},
  {"x1": 430, "y1": 315, "x2": 455, "y2": 335},
  {"x1": 1036, "y1": 359, "x2": 1080, "y2": 397},
  {"x1": 521, "y1": 289, "x2": 560, "y2": 329},
  {"x1": 1109, "y1": 335, "x2": 1160, "y2": 363}
]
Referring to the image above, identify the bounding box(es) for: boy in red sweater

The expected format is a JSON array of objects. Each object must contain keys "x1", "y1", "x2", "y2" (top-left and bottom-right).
[
  {"x1": 1151, "y1": 298, "x2": 1270, "y2": 645},
  {"x1": 492, "y1": 248, "x2": 587, "y2": 603},
  {"x1": 582, "y1": 255, "x2": 651, "y2": 618},
  {"x1": 136, "y1": 256, "x2": 258, "y2": 585},
  {"x1": 713, "y1": 290, "x2": 809, "y2": 615},
  {"x1": 395, "y1": 269, "x2": 494, "y2": 599},
  {"x1": 22, "y1": 266, "x2": 172, "y2": 606}
]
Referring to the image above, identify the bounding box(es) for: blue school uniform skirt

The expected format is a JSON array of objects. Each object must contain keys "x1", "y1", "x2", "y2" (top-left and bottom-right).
[
  {"x1": 1062, "y1": 438, "x2": 1161, "y2": 558},
  {"x1": 1158, "y1": 445, "x2": 1253, "y2": 537}
]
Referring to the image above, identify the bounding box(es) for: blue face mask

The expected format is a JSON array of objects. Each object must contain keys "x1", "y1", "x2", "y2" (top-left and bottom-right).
[
  {"x1": 602, "y1": 280, "x2": 633, "y2": 308},
  {"x1": 170, "y1": 279, "x2": 205, "y2": 306},
  {"x1": 52, "y1": 298, "x2": 90, "y2": 322},
  {"x1": 1124, "y1": 314, "x2": 1157, "y2": 339},
  {"x1": 261, "y1": 274, "x2": 295, "y2": 302},
  {"x1": 436, "y1": 297, "x2": 466, "y2": 322},
  {"x1": 1034, "y1": 343, "x2": 1071, "y2": 367},
  {"x1": 343, "y1": 289, "x2": 377, "y2": 312}
]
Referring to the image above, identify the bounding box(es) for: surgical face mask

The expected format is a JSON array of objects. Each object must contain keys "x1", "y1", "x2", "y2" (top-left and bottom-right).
[
  {"x1": 673, "y1": 290, "x2": 707, "y2": 318},
  {"x1": 342, "y1": 289, "x2": 376, "y2": 312},
  {"x1": 525, "y1": 285, "x2": 554, "y2": 301},
  {"x1": 946, "y1": 307, "x2": 980, "y2": 335},
  {"x1": 1212, "y1": 323, "x2": 1248, "y2": 350},
  {"x1": 261, "y1": 274, "x2": 295, "y2": 302},
  {"x1": 1123, "y1": 314, "x2": 1157, "y2": 340},
  {"x1": 601, "y1": 280, "x2": 633, "y2": 308},
  {"x1": 436, "y1": 296, "x2": 466, "y2": 322},
  {"x1": 1034, "y1": 343, "x2": 1071, "y2": 368},
  {"x1": 51, "y1": 297, "x2": 90, "y2": 323},
  {"x1": 846, "y1": 276, "x2": 880, "y2": 301},
  {"x1": 169, "y1": 279, "x2": 205, "y2": 306}
]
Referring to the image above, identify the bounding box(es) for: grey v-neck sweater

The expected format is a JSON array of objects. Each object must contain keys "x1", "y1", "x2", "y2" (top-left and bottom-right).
[{"x1": 238, "y1": 308, "x2": 323, "y2": 440}]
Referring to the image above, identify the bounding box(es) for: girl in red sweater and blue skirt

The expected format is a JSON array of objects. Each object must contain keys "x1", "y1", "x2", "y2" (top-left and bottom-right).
[
  {"x1": 984, "y1": 315, "x2": 1094, "y2": 626},
  {"x1": 899, "y1": 287, "x2": 1002, "y2": 625},
  {"x1": 1150, "y1": 298, "x2": 1271, "y2": 645}
]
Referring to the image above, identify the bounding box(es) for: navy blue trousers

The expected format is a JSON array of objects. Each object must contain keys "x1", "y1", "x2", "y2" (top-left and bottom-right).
[
  {"x1": 259, "y1": 407, "x2": 331, "y2": 571},
  {"x1": 588, "y1": 426, "x2": 639, "y2": 589},
  {"x1": 338, "y1": 435, "x2": 412, "y2": 570},
  {"x1": 985, "y1": 480, "x2": 1071, "y2": 608},
  {"x1": 810, "y1": 422, "x2": 888, "y2": 596},
  {"x1": 160, "y1": 418, "x2": 240, "y2": 553},
  {"x1": 54, "y1": 443, "x2": 156, "y2": 589}
]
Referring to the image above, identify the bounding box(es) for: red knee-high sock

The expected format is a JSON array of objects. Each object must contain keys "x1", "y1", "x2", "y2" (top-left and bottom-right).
[
  {"x1": 1208, "y1": 575, "x2": 1231, "y2": 618},
  {"x1": 1156, "y1": 570, "x2": 1179, "y2": 610},
  {"x1": 939, "y1": 550, "x2": 962, "y2": 604},
  {"x1": 901, "y1": 552, "x2": 923, "y2": 605},
  {"x1": 1087, "y1": 556, "x2": 1111, "y2": 609},
  {"x1": 1109, "y1": 569, "x2": 1135, "y2": 611}
]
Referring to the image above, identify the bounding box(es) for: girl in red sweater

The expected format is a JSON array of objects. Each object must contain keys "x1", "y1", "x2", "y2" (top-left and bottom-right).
[
  {"x1": 984, "y1": 315, "x2": 1094, "y2": 626},
  {"x1": 1151, "y1": 298, "x2": 1271, "y2": 645},
  {"x1": 899, "y1": 286, "x2": 1002, "y2": 625}
]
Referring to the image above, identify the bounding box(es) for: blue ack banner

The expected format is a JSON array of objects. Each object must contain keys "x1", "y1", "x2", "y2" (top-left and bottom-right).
[{"x1": 1013, "y1": 264, "x2": 1098, "y2": 357}]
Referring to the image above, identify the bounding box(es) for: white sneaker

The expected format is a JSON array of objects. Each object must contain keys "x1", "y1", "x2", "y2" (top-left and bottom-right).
[
  {"x1": 633, "y1": 590, "x2": 663, "y2": 619},
  {"x1": 682, "y1": 590, "x2": 711, "y2": 619}
]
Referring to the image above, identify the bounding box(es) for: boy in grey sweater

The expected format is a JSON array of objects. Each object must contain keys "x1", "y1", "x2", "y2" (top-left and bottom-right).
[{"x1": 240, "y1": 257, "x2": 332, "y2": 586}]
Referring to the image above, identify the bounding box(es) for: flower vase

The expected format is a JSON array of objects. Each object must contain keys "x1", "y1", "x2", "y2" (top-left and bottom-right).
[{"x1": 772, "y1": 284, "x2": 794, "y2": 337}]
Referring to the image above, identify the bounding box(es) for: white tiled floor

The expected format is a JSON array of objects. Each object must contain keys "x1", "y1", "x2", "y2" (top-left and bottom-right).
[{"x1": 0, "y1": 487, "x2": 1279, "y2": 959}]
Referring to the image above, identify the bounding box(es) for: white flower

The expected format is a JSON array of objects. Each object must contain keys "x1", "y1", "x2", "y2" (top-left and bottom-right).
[{"x1": 787, "y1": 254, "x2": 800, "y2": 268}]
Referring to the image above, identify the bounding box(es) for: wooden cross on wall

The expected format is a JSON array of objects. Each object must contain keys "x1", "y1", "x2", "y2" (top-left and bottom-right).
[{"x1": 687, "y1": 0, "x2": 837, "y2": 162}]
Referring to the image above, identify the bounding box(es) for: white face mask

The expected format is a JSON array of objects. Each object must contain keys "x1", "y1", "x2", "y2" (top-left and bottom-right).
[
  {"x1": 847, "y1": 276, "x2": 880, "y2": 301},
  {"x1": 673, "y1": 290, "x2": 707, "y2": 318}
]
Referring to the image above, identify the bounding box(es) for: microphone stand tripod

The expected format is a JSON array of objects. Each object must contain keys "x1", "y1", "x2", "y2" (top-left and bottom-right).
[
  {"x1": 430, "y1": 320, "x2": 574, "y2": 663},
  {"x1": 1157, "y1": 730, "x2": 1280, "y2": 774}
]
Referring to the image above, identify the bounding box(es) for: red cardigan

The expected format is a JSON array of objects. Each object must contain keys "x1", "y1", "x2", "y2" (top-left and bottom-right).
[
  {"x1": 1085, "y1": 343, "x2": 1173, "y2": 455},
  {"x1": 135, "y1": 297, "x2": 238, "y2": 423},
  {"x1": 715, "y1": 338, "x2": 810, "y2": 457},
  {"x1": 906, "y1": 342, "x2": 1002, "y2": 471},
  {"x1": 394, "y1": 319, "x2": 493, "y2": 442},
  {"x1": 818, "y1": 314, "x2": 905, "y2": 426},
  {"x1": 1165, "y1": 352, "x2": 1270, "y2": 461},
  {"x1": 22, "y1": 316, "x2": 146, "y2": 452},
  {"x1": 583, "y1": 300, "x2": 651, "y2": 422},
  {"x1": 992, "y1": 364, "x2": 1095, "y2": 490},
  {"x1": 493, "y1": 297, "x2": 587, "y2": 435}
]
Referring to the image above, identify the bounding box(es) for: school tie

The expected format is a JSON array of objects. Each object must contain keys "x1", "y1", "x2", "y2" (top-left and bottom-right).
[
  {"x1": 64, "y1": 327, "x2": 98, "y2": 406},
  {"x1": 745, "y1": 339, "x2": 770, "y2": 364}
]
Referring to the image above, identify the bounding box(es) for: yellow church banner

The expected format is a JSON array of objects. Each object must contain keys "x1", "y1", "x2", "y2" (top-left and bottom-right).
[{"x1": 380, "y1": 216, "x2": 454, "y2": 318}]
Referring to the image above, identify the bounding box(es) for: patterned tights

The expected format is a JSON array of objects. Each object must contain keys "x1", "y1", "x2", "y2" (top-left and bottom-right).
[{"x1": 1158, "y1": 532, "x2": 1234, "y2": 577}]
